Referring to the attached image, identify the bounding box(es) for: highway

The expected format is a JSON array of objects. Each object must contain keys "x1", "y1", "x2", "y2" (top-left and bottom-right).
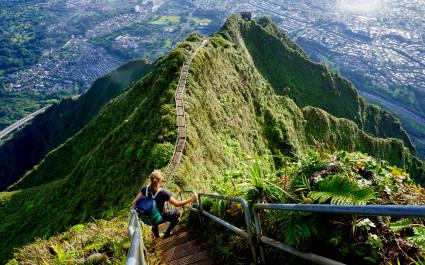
[
  {"x1": 0, "y1": 105, "x2": 51, "y2": 141},
  {"x1": 361, "y1": 91, "x2": 425, "y2": 126}
]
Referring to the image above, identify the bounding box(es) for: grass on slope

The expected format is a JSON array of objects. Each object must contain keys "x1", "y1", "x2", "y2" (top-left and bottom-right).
[
  {"x1": 178, "y1": 32, "x2": 307, "y2": 191},
  {"x1": 176, "y1": 17, "x2": 424, "y2": 192},
  {"x1": 303, "y1": 107, "x2": 425, "y2": 183},
  {"x1": 228, "y1": 16, "x2": 415, "y2": 153},
  {"x1": 0, "y1": 59, "x2": 152, "y2": 191},
  {"x1": 0, "y1": 39, "x2": 199, "y2": 262},
  {"x1": 6, "y1": 214, "x2": 130, "y2": 265}
]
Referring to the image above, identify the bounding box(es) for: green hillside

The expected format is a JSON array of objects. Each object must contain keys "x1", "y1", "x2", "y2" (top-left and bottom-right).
[
  {"x1": 0, "y1": 44, "x2": 186, "y2": 261},
  {"x1": 0, "y1": 15, "x2": 424, "y2": 263},
  {"x1": 177, "y1": 16, "x2": 424, "y2": 188},
  {"x1": 233, "y1": 16, "x2": 415, "y2": 153},
  {"x1": 0, "y1": 59, "x2": 152, "y2": 191}
]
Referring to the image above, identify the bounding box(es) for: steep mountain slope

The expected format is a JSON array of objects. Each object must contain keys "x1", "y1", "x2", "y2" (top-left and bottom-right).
[
  {"x1": 0, "y1": 16, "x2": 423, "y2": 262},
  {"x1": 0, "y1": 59, "x2": 152, "y2": 191},
  {"x1": 0, "y1": 44, "x2": 186, "y2": 261},
  {"x1": 233, "y1": 17, "x2": 415, "y2": 153},
  {"x1": 177, "y1": 16, "x2": 424, "y2": 188}
]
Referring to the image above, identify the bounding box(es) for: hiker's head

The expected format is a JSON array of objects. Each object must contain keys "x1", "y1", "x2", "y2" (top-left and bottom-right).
[{"x1": 150, "y1": 170, "x2": 163, "y2": 190}]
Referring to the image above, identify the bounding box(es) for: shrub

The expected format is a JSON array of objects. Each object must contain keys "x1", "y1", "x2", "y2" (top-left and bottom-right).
[{"x1": 146, "y1": 142, "x2": 174, "y2": 171}]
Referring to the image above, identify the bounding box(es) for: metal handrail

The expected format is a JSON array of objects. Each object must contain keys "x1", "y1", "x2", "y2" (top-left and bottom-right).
[
  {"x1": 198, "y1": 193, "x2": 258, "y2": 263},
  {"x1": 178, "y1": 190, "x2": 199, "y2": 213},
  {"x1": 126, "y1": 209, "x2": 148, "y2": 265},
  {"x1": 252, "y1": 204, "x2": 425, "y2": 265}
]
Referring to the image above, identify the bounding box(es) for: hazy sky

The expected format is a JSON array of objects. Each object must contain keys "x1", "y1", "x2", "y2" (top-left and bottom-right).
[{"x1": 335, "y1": 0, "x2": 388, "y2": 15}]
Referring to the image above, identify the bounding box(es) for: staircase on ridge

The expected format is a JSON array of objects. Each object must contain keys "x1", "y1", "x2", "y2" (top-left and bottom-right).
[
  {"x1": 164, "y1": 39, "x2": 209, "y2": 185},
  {"x1": 148, "y1": 223, "x2": 214, "y2": 265},
  {"x1": 129, "y1": 39, "x2": 212, "y2": 265}
]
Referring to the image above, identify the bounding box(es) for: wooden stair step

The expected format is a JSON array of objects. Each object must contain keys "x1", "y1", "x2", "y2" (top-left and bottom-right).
[
  {"x1": 172, "y1": 152, "x2": 182, "y2": 164},
  {"x1": 177, "y1": 106, "x2": 184, "y2": 116},
  {"x1": 156, "y1": 232, "x2": 192, "y2": 251},
  {"x1": 157, "y1": 237, "x2": 194, "y2": 253},
  {"x1": 168, "y1": 250, "x2": 209, "y2": 265},
  {"x1": 190, "y1": 259, "x2": 215, "y2": 265},
  {"x1": 159, "y1": 240, "x2": 200, "y2": 262},
  {"x1": 157, "y1": 230, "x2": 190, "y2": 246},
  {"x1": 177, "y1": 116, "x2": 185, "y2": 126},
  {"x1": 176, "y1": 139, "x2": 185, "y2": 152},
  {"x1": 178, "y1": 127, "x2": 186, "y2": 137},
  {"x1": 158, "y1": 224, "x2": 183, "y2": 234}
]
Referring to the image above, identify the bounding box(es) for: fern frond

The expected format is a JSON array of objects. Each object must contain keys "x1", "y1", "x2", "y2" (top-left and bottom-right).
[
  {"x1": 309, "y1": 174, "x2": 376, "y2": 205},
  {"x1": 276, "y1": 212, "x2": 318, "y2": 248},
  {"x1": 390, "y1": 219, "x2": 412, "y2": 232},
  {"x1": 408, "y1": 226, "x2": 425, "y2": 250}
]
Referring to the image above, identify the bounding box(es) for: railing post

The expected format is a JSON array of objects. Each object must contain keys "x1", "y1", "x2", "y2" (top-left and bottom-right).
[
  {"x1": 253, "y1": 206, "x2": 266, "y2": 264},
  {"x1": 198, "y1": 193, "x2": 205, "y2": 226},
  {"x1": 240, "y1": 199, "x2": 258, "y2": 264},
  {"x1": 197, "y1": 193, "x2": 258, "y2": 263}
]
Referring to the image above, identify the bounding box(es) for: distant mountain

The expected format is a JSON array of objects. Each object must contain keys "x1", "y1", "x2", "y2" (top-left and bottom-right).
[
  {"x1": 0, "y1": 15, "x2": 423, "y2": 262},
  {"x1": 0, "y1": 59, "x2": 152, "y2": 191}
]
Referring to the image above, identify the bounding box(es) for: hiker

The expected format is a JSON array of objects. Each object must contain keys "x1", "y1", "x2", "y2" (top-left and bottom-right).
[{"x1": 131, "y1": 170, "x2": 197, "y2": 238}]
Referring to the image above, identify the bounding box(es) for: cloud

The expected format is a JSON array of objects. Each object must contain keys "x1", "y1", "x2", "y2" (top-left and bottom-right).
[{"x1": 335, "y1": 0, "x2": 387, "y2": 14}]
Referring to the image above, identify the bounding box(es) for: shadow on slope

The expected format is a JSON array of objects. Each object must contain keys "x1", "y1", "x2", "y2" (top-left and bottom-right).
[{"x1": 0, "y1": 59, "x2": 152, "y2": 191}]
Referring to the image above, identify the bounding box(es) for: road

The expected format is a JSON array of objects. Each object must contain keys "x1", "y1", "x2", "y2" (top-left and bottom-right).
[
  {"x1": 360, "y1": 91, "x2": 425, "y2": 126},
  {"x1": 0, "y1": 105, "x2": 51, "y2": 141}
]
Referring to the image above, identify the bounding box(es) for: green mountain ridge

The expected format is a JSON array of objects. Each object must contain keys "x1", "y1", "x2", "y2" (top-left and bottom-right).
[
  {"x1": 0, "y1": 59, "x2": 152, "y2": 191},
  {"x1": 0, "y1": 15, "x2": 424, "y2": 262},
  {"x1": 235, "y1": 17, "x2": 415, "y2": 153}
]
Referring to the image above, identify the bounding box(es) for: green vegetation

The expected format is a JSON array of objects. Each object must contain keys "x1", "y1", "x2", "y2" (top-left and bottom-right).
[
  {"x1": 300, "y1": 38, "x2": 425, "y2": 159},
  {"x1": 198, "y1": 151, "x2": 425, "y2": 264},
  {"x1": 6, "y1": 214, "x2": 131, "y2": 265},
  {"x1": 163, "y1": 39, "x2": 173, "y2": 49},
  {"x1": 303, "y1": 106, "x2": 425, "y2": 181},
  {"x1": 228, "y1": 16, "x2": 415, "y2": 153},
  {"x1": 0, "y1": 59, "x2": 153, "y2": 191},
  {"x1": 0, "y1": 15, "x2": 424, "y2": 264},
  {"x1": 0, "y1": 40, "x2": 196, "y2": 261},
  {"x1": 308, "y1": 174, "x2": 376, "y2": 205},
  {"x1": 0, "y1": 90, "x2": 59, "y2": 130},
  {"x1": 178, "y1": 16, "x2": 424, "y2": 189},
  {"x1": 192, "y1": 17, "x2": 212, "y2": 24},
  {"x1": 0, "y1": 1, "x2": 56, "y2": 75},
  {"x1": 150, "y1": 16, "x2": 181, "y2": 25},
  {"x1": 370, "y1": 99, "x2": 425, "y2": 158}
]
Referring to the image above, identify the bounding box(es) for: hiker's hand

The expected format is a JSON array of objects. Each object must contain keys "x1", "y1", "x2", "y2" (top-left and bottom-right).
[
  {"x1": 130, "y1": 202, "x2": 136, "y2": 209},
  {"x1": 191, "y1": 194, "x2": 198, "y2": 202}
]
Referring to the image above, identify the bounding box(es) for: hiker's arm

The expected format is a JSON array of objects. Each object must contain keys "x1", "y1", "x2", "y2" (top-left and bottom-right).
[
  {"x1": 168, "y1": 194, "x2": 197, "y2": 207},
  {"x1": 130, "y1": 192, "x2": 144, "y2": 208}
]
